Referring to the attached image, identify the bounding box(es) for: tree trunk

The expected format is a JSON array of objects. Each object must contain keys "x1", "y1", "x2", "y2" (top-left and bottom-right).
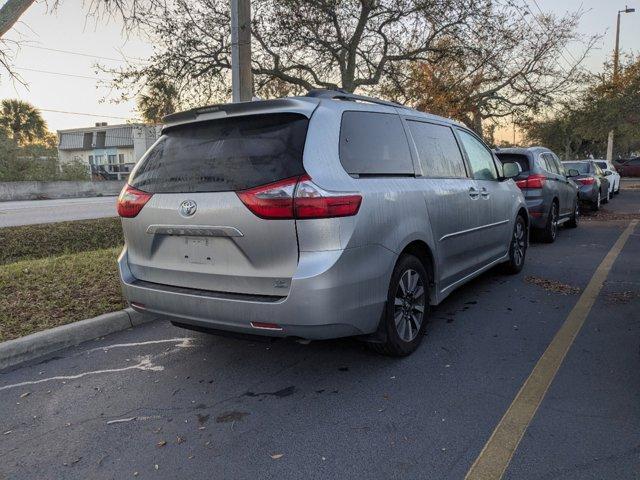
[
  {"x1": 0, "y1": 0, "x2": 36, "y2": 38},
  {"x1": 471, "y1": 110, "x2": 483, "y2": 137}
]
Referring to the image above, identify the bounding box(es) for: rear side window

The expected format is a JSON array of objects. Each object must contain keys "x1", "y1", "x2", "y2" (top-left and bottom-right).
[
  {"x1": 407, "y1": 121, "x2": 467, "y2": 178},
  {"x1": 495, "y1": 153, "x2": 530, "y2": 175},
  {"x1": 128, "y1": 113, "x2": 309, "y2": 193},
  {"x1": 339, "y1": 111, "x2": 414, "y2": 175}
]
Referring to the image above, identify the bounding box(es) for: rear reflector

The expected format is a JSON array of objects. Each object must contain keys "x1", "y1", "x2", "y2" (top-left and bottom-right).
[
  {"x1": 117, "y1": 184, "x2": 153, "y2": 218},
  {"x1": 237, "y1": 174, "x2": 362, "y2": 220},
  {"x1": 515, "y1": 174, "x2": 546, "y2": 189},
  {"x1": 250, "y1": 321, "x2": 283, "y2": 331},
  {"x1": 576, "y1": 177, "x2": 596, "y2": 185}
]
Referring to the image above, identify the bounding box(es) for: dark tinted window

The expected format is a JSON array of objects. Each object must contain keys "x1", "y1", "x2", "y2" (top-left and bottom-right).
[
  {"x1": 563, "y1": 162, "x2": 590, "y2": 174},
  {"x1": 339, "y1": 111, "x2": 413, "y2": 175},
  {"x1": 407, "y1": 121, "x2": 467, "y2": 178},
  {"x1": 128, "y1": 113, "x2": 308, "y2": 193},
  {"x1": 457, "y1": 129, "x2": 497, "y2": 180},
  {"x1": 496, "y1": 153, "x2": 530, "y2": 175},
  {"x1": 595, "y1": 161, "x2": 607, "y2": 170}
]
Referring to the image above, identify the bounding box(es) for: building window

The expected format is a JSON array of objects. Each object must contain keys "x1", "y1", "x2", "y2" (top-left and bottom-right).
[
  {"x1": 108, "y1": 154, "x2": 116, "y2": 164},
  {"x1": 88, "y1": 155, "x2": 94, "y2": 164},
  {"x1": 96, "y1": 131, "x2": 106, "y2": 148},
  {"x1": 95, "y1": 155, "x2": 104, "y2": 164},
  {"x1": 83, "y1": 132, "x2": 93, "y2": 149},
  {"x1": 118, "y1": 153, "x2": 125, "y2": 164}
]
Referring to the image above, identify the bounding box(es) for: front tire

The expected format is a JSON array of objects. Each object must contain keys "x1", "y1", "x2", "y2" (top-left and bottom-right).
[
  {"x1": 370, "y1": 254, "x2": 430, "y2": 357},
  {"x1": 602, "y1": 188, "x2": 610, "y2": 204},
  {"x1": 503, "y1": 215, "x2": 527, "y2": 274}
]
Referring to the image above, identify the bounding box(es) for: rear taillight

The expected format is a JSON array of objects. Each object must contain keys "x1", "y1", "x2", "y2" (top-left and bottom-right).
[
  {"x1": 237, "y1": 175, "x2": 362, "y2": 220},
  {"x1": 117, "y1": 184, "x2": 153, "y2": 218},
  {"x1": 515, "y1": 174, "x2": 546, "y2": 189},
  {"x1": 576, "y1": 177, "x2": 595, "y2": 185}
]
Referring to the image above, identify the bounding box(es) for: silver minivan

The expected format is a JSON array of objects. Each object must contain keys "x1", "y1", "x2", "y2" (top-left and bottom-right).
[{"x1": 117, "y1": 90, "x2": 528, "y2": 356}]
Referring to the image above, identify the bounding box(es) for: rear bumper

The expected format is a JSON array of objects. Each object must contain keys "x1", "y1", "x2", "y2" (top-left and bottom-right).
[
  {"x1": 524, "y1": 198, "x2": 547, "y2": 229},
  {"x1": 577, "y1": 185, "x2": 597, "y2": 203},
  {"x1": 118, "y1": 245, "x2": 395, "y2": 340}
]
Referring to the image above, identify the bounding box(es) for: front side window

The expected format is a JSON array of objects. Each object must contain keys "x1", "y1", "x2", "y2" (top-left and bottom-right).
[
  {"x1": 407, "y1": 121, "x2": 467, "y2": 178},
  {"x1": 339, "y1": 111, "x2": 414, "y2": 175},
  {"x1": 457, "y1": 129, "x2": 497, "y2": 180}
]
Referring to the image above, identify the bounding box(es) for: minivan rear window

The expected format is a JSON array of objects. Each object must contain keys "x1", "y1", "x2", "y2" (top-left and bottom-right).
[
  {"x1": 339, "y1": 111, "x2": 414, "y2": 176},
  {"x1": 495, "y1": 153, "x2": 530, "y2": 175},
  {"x1": 128, "y1": 113, "x2": 309, "y2": 193}
]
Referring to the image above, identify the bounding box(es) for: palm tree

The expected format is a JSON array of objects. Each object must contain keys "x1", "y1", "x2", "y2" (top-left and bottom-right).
[
  {"x1": 0, "y1": 99, "x2": 47, "y2": 145},
  {"x1": 137, "y1": 79, "x2": 179, "y2": 123}
]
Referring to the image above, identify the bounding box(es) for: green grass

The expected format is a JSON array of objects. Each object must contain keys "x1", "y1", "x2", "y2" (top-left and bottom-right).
[
  {"x1": 0, "y1": 247, "x2": 125, "y2": 342},
  {"x1": 0, "y1": 217, "x2": 123, "y2": 264}
]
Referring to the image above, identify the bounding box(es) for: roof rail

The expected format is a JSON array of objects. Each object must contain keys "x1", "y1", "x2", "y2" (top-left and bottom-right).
[{"x1": 306, "y1": 89, "x2": 405, "y2": 109}]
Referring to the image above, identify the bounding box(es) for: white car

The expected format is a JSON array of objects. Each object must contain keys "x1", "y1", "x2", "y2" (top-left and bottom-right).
[{"x1": 594, "y1": 160, "x2": 621, "y2": 195}]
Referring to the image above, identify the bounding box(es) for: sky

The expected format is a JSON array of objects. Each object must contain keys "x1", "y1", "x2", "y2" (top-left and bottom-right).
[{"x1": 0, "y1": 0, "x2": 639, "y2": 133}]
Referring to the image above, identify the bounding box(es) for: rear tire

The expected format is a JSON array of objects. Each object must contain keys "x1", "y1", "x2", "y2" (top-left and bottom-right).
[
  {"x1": 369, "y1": 254, "x2": 430, "y2": 357},
  {"x1": 503, "y1": 215, "x2": 527, "y2": 274},
  {"x1": 566, "y1": 200, "x2": 579, "y2": 228},
  {"x1": 592, "y1": 191, "x2": 601, "y2": 211},
  {"x1": 615, "y1": 181, "x2": 620, "y2": 194},
  {"x1": 540, "y1": 202, "x2": 558, "y2": 243}
]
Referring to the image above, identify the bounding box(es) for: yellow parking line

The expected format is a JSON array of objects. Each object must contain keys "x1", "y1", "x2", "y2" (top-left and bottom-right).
[{"x1": 465, "y1": 219, "x2": 639, "y2": 480}]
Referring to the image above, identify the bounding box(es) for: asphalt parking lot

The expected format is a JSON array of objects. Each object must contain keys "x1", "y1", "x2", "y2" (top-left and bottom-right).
[{"x1": 1, "y1": 189, "x2": 639, "y2": 480}]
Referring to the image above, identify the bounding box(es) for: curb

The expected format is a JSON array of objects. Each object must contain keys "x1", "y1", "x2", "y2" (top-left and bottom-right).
[{"x1": 0, "y1": 308, "x2": 155, "y2": 371}]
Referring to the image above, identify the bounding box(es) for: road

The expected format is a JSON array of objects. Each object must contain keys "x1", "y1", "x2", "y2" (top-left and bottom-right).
[
  {"x1": 0, "y1": 197, "x2": 117, "y2": 227},
  {"x1": 1, "y1": 191, "x2": 639, "y2": 479}
]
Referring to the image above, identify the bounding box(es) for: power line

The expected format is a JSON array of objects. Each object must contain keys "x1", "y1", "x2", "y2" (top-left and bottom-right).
[
  {"x1": 525, "y1": 0, "x2": 580, "y2": 68},
  {"x1": 14, "y1": 66, "x2": 106, "y2": 81},
  {"x1": 19, "y1": 44, "x2": 130, "y2": 63},
  {"x1": 39, "y1": 108, "x2": 133, "y2": 120}
]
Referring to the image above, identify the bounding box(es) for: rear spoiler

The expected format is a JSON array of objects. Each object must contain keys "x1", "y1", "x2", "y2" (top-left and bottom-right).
[{"x1": 162, "y1": 98, "x2": 319, "y2": 130}]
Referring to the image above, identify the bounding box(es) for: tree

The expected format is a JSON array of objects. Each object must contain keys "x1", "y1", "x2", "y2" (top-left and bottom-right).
[
  {"x1": 0, "y1": 99, "x2": 46, "y2": 145},
  {"x1": 522, "y1": 56, "x2": 640, "y2": 159},
  {"x1": 136, "y1": 79, "x2": 179, "y2": 123},
  {"x1": 380, "y1": 2, "x2": 596, "y2": 136},
  {"x1": 104, "y1": 0, "x2": 489, "y2": 105}
]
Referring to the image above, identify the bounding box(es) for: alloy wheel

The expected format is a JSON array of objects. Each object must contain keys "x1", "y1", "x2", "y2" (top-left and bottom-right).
[
  {"x1": 512, "y1": 220, "x2": 526, "y2": 266},
  {"x1": 393, "y1": 269, "x2": 426, "y2": 342}
]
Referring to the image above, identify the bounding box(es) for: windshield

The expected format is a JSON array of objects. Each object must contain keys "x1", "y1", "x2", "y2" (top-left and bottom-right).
[
  {"x1": 128, "y1": 113, "x2": 309, "y2": 193},
  {"x1": 563, "y1": 162, "x2": 590, "y2": 174},
  {"x1": 595, "y1": 161, "x2": 607, "y2": 170}
]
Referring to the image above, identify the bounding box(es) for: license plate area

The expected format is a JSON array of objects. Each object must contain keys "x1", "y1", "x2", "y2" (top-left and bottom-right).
[{"x1": 182, "y1": 237, "x2": 214, "y2": 264}]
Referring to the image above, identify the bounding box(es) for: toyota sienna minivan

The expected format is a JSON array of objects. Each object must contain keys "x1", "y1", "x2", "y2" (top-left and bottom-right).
[{"x1": 117, "y1": 90, "x2": 528, "y2": 356}]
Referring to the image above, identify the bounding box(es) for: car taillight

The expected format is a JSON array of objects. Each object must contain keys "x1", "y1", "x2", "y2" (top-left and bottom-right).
[
  {"x1": 515, "y1": 174, "x2": 546, "y2": 189},
  {"x1": 237, "y1": 175, "x2": 362, "y2": 220},
  {"x1": 117, "y1": 184, "x2": 153, "y2": 218},
  {"x1": 576, "y1": 177, "x2": 595, "y2": 185}
]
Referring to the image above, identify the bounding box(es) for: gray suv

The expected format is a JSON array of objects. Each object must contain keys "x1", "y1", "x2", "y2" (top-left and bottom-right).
[
  {"x1": 496, "y1": 147, "x2": 579, "y2": 242},
  {"x1": 117, "y1": 90, "x2": 529, "y2": 356}
]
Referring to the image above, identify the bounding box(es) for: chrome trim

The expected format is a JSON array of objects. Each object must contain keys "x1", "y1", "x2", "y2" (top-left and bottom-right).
[
  {"x1": 439, "y1": 219, "x2": 510, "y2": 242},
  {"x1": 146, "y1": 225, "x2": 244, "y2": 237}
]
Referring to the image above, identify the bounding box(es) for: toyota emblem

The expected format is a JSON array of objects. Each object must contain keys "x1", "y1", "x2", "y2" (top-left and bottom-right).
[{"x1": 179, "y1": 200, "x2": 197, "y2": 217}]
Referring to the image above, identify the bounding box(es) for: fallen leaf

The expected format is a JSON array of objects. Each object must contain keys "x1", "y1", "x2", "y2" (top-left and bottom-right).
[
  {"x1": 157, "y1": 440, "x2": 167, "y2": 447},
  {"x1": 176, "y1": 436, "x2": 185, "y2": 444},
  {"x1": 270, "y1": 453, "x2": 284, "y2": 460},
  {"x1": 20, "y1": 392, "x2": 31, "y2": 398}
]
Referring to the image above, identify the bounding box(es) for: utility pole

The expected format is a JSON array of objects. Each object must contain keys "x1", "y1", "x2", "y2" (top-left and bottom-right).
[
  {"x1": 231, "y1": 0, "x2": 253, "y2": 102},
  {"x1": 606, "y1": 6, "x2": 635, "y2": 161}
]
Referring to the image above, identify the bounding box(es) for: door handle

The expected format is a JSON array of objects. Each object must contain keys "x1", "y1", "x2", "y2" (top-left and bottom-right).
[
  {"x1": 480, "y1": 187, "x2": 490, "y2": 198},
  {"x1": 468, "y1": 187, "x2": 480, "y2": 199}
]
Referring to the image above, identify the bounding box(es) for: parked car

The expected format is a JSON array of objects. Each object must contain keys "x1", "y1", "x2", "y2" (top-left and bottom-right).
[
  {"x1": 117, "y1": 90, "x2": 529, "y2": 356},
  {"x1": 614, "y1": 157, "x2": 640, "y2": 177},
  {"x1": 562, "y1": 160, "x2": 610, "y2": 211},
  {"x1": 593, "y1": 160, "x2": 621, "y2": 195},
  {"x1": 495, "y1": 147, "x2": 578, "y2": 243}
]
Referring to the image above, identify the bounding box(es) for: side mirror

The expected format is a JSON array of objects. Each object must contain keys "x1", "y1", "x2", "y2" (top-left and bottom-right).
[
  {"x1": 567, "y1": 169, "x2": 580, "y2": 177},
  {"x1": 604, "y1": 170, "x2": 612, "y2": 176},
  {"x1": 502, "y1": 162, "x2": 520, "y2": 179}
]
